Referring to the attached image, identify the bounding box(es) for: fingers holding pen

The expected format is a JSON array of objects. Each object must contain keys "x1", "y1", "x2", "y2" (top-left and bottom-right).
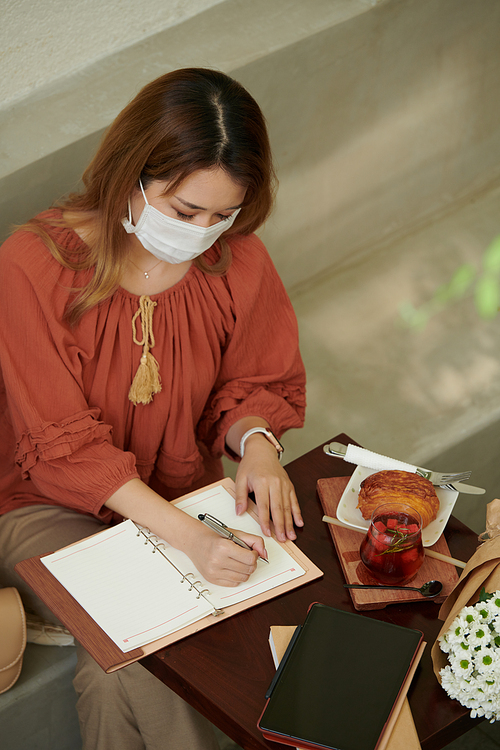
[
  {"x1": 195, "y1": 515, "x2": 268, "y2": 586},
  {"x1": 229, "y1": 528, "x2": 268, "y2": 563},
  {"x1": 201, "y1": 534, "x2": 263, "y2": 586}
]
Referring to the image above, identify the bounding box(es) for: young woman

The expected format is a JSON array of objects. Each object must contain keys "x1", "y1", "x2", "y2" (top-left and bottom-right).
[{"x1": 0, "y1": 68, "x2": 306, "y2": 748}]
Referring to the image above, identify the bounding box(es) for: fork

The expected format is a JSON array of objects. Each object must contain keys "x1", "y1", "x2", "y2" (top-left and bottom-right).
[
  {"x1": 323, "y1": 442, "x2": 472, "y2": 487},
  {"x1": 415, "y1": 468, "x2": 471, "y2": 488}
]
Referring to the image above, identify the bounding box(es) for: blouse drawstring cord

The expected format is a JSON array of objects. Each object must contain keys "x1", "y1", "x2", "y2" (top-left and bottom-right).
[{"x1": 128, "y1": 295, "x2": 162, "y2": 405}]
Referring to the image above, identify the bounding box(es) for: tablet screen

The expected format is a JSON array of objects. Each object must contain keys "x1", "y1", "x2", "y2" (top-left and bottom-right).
[{"x1": 259, "y1": 603, "x2": 422, "y2": 750}]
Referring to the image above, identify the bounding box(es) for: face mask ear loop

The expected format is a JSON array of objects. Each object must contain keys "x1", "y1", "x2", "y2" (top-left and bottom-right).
[
  {"x1": 126, "y1": 179, "x2": 149, "y2": 227},
  {"x1": 139, "y1": 179, "x2": 149, "y2": 205}
]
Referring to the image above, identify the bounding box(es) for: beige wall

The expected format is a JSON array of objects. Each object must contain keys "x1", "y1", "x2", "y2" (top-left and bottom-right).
[
  {"x1": 1, "y1": 0, "x2": 499, "y2": 297},
  {"x1": 0, "y1": 0, "x2": 225, "y2": 107},
  {"x1": 253, "y1": 0, "x2": 500, "y2": 291}
]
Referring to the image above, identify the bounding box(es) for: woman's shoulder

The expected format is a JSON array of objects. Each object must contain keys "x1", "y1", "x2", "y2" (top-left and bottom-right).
[
  {"x1": 223, "y1": 232, "x2": 279, "y2": 282},
  {"x1": 228, "y1": 231, "x2": 271, "y2": 259},
  {"x1": 0, "y1": 209, "x2": 92, "y2": 309},
  {"x1": 0, "y1": 209, "x2": 86, "y2": 273},
  {"x1": 227, "y1": 232, "x2": 285, "y2": 290},
  {"x1": 196, "y1": 233, "x2": 290, "y2": 317}
]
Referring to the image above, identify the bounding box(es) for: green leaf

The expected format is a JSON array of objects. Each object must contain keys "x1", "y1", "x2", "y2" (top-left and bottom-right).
[
  {"x1": 483, "y1": 236, "x2": 500, "y2": 274},
  {"x1": 479, "y1": 587, "x2": 493, "y2": 602},
  {"x1": 398, "y1": 301, "x2": 430, "y2": 330},
  {"x1": 435, "y1": 264, "x2": 476, "y2": 303},
  {"x1": 474, "y1": 275, "x2": 500, "y2": 318}
]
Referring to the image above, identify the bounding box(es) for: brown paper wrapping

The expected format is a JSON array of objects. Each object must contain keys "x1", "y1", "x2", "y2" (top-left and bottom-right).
[
  {"x1": 431, "y1": 501, "x2": 500, "y2": 682},
  {"x1": 484, "y1": 499, "x2": 500, "y2": 540}
]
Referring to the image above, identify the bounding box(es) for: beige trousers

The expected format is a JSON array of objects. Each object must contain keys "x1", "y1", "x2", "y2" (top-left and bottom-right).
[{"x1": 0, "y1": 505, "x2": 219, "y2": 750}]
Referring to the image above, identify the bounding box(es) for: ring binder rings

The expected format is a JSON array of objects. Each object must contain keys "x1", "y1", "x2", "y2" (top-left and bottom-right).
[
  {"x1": 134, "y1": 525, "x2": 223, "y2": 615},
  {"x1": 15, "y1": 478, "x2": 323, "y2": 672}
]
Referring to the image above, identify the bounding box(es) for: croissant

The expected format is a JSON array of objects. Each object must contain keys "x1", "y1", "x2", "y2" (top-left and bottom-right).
[{"x1": 357, "y1": 470, "x2": 440, "y2": 528}]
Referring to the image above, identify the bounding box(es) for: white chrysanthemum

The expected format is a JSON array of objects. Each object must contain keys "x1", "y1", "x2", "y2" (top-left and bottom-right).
[
  {"x1": 474, "y1": 648, "x2": 500, "y2": 675},
  {"x1": 438, "y1": 593, "x2": 500, "y2": 723},
  {"x1": 468, "y1": 626, "x2": 493, "y2": 649},
  {"x1": 444, "y1": 617, "x2": 467, "y2": 646},
  {"x1": 440, "y1": 666, "x2": 461, "y2": 698},
  {"x1": 479, "y1": 679, "x2": 497, "y2": 698},
  {"x1": 475, "y1": 603, "x2": 496, "y2": 625},
  {"x1": 489, "y1": 617, "x2": 500, "y2": 637},
  {"x1": 453, "y1": 621, "x2": 472, "y2": 642},
  {"x1": 486, "y1": 594, "x2": 500, "y2": 616},
  {"x1": 461, "y1": 606, "x2": 481, "y2": 626},
  {"x1": 448, "y1": 654, "x2": 474, "y2": 680},
  {"x1": 449, "y1": 639, "x2": 472, "y2": 661}
]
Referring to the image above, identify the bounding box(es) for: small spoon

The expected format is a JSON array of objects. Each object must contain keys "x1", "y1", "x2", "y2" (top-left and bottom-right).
[{"x1": 344, "y1": 580, "x2": 443, "y2": 598}]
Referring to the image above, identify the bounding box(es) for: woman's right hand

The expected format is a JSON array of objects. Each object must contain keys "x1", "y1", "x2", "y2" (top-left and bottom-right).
[{"x1": 187, "y1": 526, "x2": 267, "y2": 587}]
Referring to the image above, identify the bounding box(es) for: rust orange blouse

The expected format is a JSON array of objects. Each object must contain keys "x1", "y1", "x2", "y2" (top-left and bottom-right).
[{"x1": 0, "y1": 212, "x2": 306, "y2": 521}]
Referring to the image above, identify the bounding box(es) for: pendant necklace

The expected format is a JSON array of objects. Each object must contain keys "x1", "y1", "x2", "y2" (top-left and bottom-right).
[{"x1": 129, "y1": 257, "x2": 163, "y2": 279}]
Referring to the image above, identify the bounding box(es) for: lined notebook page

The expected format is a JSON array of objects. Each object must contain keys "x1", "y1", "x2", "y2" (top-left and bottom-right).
[{"x1": 41, "y1": 520, "x2": 214, "y2": 650}]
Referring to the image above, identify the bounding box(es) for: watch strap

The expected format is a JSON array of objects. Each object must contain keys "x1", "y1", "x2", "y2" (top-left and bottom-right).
[{"x1": 239, "y1": 427, "x2": 284, "y2": 462}]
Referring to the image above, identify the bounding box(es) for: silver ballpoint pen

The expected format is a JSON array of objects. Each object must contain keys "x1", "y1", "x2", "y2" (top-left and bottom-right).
[{"x1": 198, "y1": 513, "x2": 269, "y2": 563}]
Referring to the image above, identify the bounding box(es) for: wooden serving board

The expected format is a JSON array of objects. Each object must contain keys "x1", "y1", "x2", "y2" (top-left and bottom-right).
[{"x1": 317, "y1": 476, "x2": 460, "y2": 610}]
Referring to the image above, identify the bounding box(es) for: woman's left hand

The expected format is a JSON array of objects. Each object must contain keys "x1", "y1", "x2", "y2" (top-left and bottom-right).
[{"x1": 234, "y1": 434, "x2": 303, "y2": 542}]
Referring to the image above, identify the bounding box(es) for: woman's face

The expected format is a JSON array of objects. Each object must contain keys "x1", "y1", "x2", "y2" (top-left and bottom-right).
[{"x1": 130, "y1": 168, "x2": 247, "y2": 228}]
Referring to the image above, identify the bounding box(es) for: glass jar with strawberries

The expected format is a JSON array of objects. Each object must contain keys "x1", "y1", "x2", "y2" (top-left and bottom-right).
[{"x1": 359, "y1": 502, "x2": 424, "y2": 584}]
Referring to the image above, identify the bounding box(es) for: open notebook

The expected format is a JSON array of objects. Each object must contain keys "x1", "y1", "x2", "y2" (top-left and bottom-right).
[{"x1": 16, "y1": 478, "x2": 322, "y2": 671}]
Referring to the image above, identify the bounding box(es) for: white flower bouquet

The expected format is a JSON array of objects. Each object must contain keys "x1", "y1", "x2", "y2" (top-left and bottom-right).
[{"x1": 438, "y1": 588, "x2": 500, "y2": 721}]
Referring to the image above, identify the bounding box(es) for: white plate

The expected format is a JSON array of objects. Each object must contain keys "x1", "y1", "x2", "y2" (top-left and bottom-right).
[{"x1": 336, "y1": 465, "x2": 459, "y2": 547}]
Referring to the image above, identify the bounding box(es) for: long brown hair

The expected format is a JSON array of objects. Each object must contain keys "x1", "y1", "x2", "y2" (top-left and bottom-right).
[{"x1": 25, "y1": 68, "x2": 276, "y2": 325}]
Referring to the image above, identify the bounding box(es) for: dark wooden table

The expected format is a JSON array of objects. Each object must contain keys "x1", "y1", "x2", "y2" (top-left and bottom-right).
[{"x1": 142, "y1": 434, "x2": 481, "y2": 750}]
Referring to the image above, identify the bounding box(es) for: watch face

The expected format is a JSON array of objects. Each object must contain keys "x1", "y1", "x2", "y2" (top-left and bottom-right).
[{"x1": 264, "y1": 430, "x2": 284, "y2": 459}]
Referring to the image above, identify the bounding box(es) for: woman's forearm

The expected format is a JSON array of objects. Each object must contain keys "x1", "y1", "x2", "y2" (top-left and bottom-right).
[{"x1": 104, "y1": 477, "x2": 202, "y2": 556}]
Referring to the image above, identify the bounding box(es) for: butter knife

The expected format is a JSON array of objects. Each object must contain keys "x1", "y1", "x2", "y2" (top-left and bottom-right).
[
  {"x1": 445, "y1": 481, "x2": 485, "y2": 495},
  {"x1": 323, "y1": 442, "x2": 485, "y2": 495}
]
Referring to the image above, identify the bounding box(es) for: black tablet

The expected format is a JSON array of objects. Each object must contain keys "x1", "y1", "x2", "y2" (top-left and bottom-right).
[{"x1": 258, "y1": 603, "x2": 423, "y2": 750}]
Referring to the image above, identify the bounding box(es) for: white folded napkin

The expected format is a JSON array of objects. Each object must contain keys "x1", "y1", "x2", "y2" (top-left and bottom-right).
[{"x1": 344, "y1": 444, "x2": 418, "y2": 474}]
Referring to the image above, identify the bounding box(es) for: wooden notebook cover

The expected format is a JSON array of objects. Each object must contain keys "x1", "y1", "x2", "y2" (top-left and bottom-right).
[
  {"x1": 317, "y1": 476, "x2": 459, "y2": 610},
  {"x1": 15, "y1": 478, "x2": 323, "y2": 673}
]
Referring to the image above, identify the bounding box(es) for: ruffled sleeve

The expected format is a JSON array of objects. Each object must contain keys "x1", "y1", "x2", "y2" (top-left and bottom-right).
[
  {"x1": 197, "y1": 234, "x2": 306, "y2": 457},
  {"x1": 0, "y1": 224, "x2": 139, "y2": 518}
]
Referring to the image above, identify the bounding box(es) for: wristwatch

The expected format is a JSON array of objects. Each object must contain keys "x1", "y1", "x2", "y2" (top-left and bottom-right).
[{"x1": 239, "y1": 427, "x2": 284, "y2": 462}]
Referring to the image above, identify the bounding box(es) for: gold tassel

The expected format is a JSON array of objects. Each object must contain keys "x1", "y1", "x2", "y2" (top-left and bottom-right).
[{"x1": 128, "y1": 295, "x2": 162, "y2": 405}]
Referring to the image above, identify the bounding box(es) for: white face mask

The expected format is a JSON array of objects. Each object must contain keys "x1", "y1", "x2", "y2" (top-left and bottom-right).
[{"x1": 122, "y1": 181, "x2": 240, "y2": 264}]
